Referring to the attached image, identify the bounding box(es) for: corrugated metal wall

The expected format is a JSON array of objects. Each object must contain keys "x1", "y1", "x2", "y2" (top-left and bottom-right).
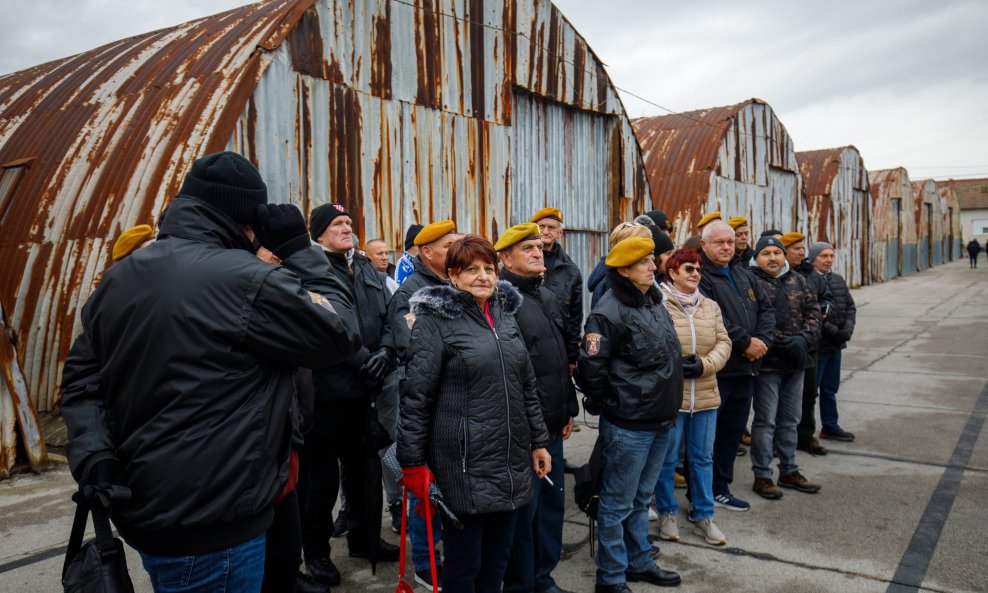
[
  {"x1": 912, "y1": 179, "x2": 944, "y2": 270},
  {"x1": 633, "y1": 99, "x2": 801, "y2": 246},
  {"x1": 937, "y1": 183, "x2": 962, "y2": 260},
  {"x1": 799, "y1": 147, "x2": 871, "y2": 288},
  {"x1": 869, "y1": 168, "x2": 916, "y2": 279}
]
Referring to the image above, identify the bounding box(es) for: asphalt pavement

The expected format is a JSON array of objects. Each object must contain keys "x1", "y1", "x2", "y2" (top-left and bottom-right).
[{"x1": 2, "y1": 258, "x2": 986, "y2": 593}]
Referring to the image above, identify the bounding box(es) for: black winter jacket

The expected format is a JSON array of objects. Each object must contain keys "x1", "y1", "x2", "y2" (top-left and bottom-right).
[
  {"x1": 796, "y1": 260, "x2": 833, "y2": 352},
  {"x1": 60, "y1": 197, "x2": 360, "y2": 556},
  {"x1": 542, "y1": 243, "x2": 583, "y2": 363},
  {"x1": 500, "y1": 269, "x2": 579, "y2": 433},
  {"x1": 397, "y1": 281, "x2": 550, "y2": 516},
  {"x1": 313, "y1": 250, "x2": 394, "y2": 401},
  {"x1": 586, "y1": 257, "x2": 609, "y2": 309},
  {"x1": 749, "y1": 264, "x2": 822, "y2": 372},
  {"x1": 575, "y1": 270, "x2": 683, "y2": 431},
  {"x1": 388, "y1": 256, "x2": 448, "y2": 366},
  {"x1": 819, "y1": 271, "x2": 856, "y2": 352},
  {"x1": 697, "y1": 252, "x2": 776, "y2": 377}
]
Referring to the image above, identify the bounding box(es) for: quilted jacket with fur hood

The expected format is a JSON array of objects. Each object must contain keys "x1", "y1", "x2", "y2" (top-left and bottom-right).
[{"x1": 397, "y1": 281, "x2": 550, "y2": 515}]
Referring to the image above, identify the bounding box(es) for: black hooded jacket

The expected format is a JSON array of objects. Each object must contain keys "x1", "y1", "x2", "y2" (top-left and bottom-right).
[
  {"x1": 575, "y1": 270, "x2": 683, "y2": 431},
  {"x1": 819, "y1": 271, "x2": 856, "y2": 352},
  {"x1": 397, "y1": 281, "x2": 549, "y2": 516},
  {"x1": 542, "y1": 243, "x2": 583, "y2": 363},
  {"x1": 697, "y1": 252, "x2": 776, "y2": 377},
  {"x1": 312, "y1": 250, "x2": 394, "y2": 401},
  {"x1": 60, "y1": 197, "x2": 361, "y2": 556},
  {"x1": 388, "y1": 256, "x2": 449, "y2": 366},
  {"x1": 499, "y1": 269, "x2": 579, "y2": 433},
  {"x1": 796, "y1": 260, "x2": 833, "y2": 353}
]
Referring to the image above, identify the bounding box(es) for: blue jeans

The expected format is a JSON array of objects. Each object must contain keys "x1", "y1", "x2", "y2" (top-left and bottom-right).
[
  {"x1": 752, "y1": 371, "x2": 803, "y2": 479},
  {"x1": 596, "y1": 417, "x2": 671, "y2": 585},
  {"x1": 409, "y1": 491, "x2": 444, "y2": 572},
  {"x1": 817, "y1": 351, "x2": 843, "y2": 433},
  {"x1": 712, "y1": 376, "x2": 754, "y2": 496},
  {"x1": 140, "y1": 534, "x2": 265, "y2": 593},
  {"x1": 654, "y1": 409, "x2": 717, "y2": 521},
  {"x1": 504, "y1": 432, "x2": 565, "y2": 593}
]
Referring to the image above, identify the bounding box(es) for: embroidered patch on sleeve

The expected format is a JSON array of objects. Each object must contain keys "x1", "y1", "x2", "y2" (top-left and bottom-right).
[
  {"x1": 585, "y1": 332, "x2": 602, "y2": 356},
  {"x1": 307, "y1": 291, "x2": 336, "y2": 314},
  {"x1": 748, "y1": 288, "x2": 756, "y2": 302}
]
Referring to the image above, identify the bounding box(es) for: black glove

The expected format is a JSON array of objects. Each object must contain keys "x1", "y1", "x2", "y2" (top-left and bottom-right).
[
  {"x1": 80, "y1": 459, "x2": 131, "y2": 508},
  {"x1": 681, "y1": 354, "x2": 704, "y2": 379},
  {"x1": 822, "y1": 321, "x2": 841, "y2": 341},
  {"x1": 582, "y1": 395, "x2": 600, "y2": 416},
  {"x1": 788, "y1": 335, "x2": 809, "y2": 364},
  {"x1": 361, "y1": 348, "x2": 393, "y2": 384},
  {"x1": 254, "y1": 203, "x2": 312, "y2": 259},
  {"x1": 838, "y1": 328, "x2": 853, "y2": 343}
]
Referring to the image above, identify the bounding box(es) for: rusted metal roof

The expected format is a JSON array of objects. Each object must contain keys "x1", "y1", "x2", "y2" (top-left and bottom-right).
[
  {"x1": 0, "y1": 0, "x2": 650, "y2": 414},
  {"x1": 936, "y1": 182, "x2": 961, "y2": 260},
  {"x1": 797, "y1": 146, "x2": 871, "y2": 286},
  {"x1": 632, "y1": 98, "x2": 801, "y2": 244}
]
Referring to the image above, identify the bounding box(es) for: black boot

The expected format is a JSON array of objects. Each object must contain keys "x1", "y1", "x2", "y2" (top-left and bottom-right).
[
  {"x1": 305, "y1": 556, "x2": 341, "y2": 587},
  {"x1": 297, "y1": 571, "x2": 332, "y2": 593}
]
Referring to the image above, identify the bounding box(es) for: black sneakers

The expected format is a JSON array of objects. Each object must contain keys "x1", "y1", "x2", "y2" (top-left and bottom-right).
[{"x1": 820, "y1": 428, "x2": 855, "y2": 442}]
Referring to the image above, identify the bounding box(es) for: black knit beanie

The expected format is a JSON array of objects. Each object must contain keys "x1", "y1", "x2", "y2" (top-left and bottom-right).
[
  {"x1": 404, "y1": 224, "x2": 424, "y2": 250},
  {"x1": 179, "y1": 152, "x2": 267, "y2": 224},
  {"x1": 309, "y1": 203, "x2": 350, "y2": 240},
  {"x1": 644, "y1": 209, "x2": 672, "y2": 232},
  {"x1": 651, "y1": 228, "x2": 675, "y2": 255},
  {"x1": 753, "y1": 236, "x2": 787, "y2": 257}
]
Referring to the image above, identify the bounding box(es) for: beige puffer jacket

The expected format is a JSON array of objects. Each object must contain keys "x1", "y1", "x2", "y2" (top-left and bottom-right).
[{"x1": 660, "y1": 283, "x2": 732, "y2": 412}]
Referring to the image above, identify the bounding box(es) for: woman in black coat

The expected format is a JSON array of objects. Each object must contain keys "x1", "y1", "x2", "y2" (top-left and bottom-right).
[{"x1": 398, "y1": 235, "x2": 551, "y2": 593}]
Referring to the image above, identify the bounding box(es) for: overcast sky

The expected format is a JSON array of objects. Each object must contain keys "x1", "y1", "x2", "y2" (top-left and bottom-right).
[{"x1": 1, "y1": 0, "x2": 985, "y2": 180}]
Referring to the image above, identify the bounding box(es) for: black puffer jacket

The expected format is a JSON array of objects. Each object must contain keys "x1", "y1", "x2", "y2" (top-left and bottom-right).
[
  {"x1": 575, "y1": 270, "x2": 683, "y2": 431},
  {"x1": 796, "y1": 261, "x2": 832, "y2": 350},
  {"x1": 60, "y1": 197, "x2": 360, "y2": 556},
  {"x1": 313, "y1": 250, "x2": 394, "y2": 401},
  {"x1": 542, "y1": 243, "x2": 583, "y2": 363},
  {"x1": 819, "y1": 271, "x2": 856, "y2": 352},
  {"x1": 697, "y1": 252, "x2": 776, "y2": 377},
  {"x1": 500, "y1": 269, "x2": 579, "y2": 433},
  {"x1": 586, "y1": 257, "x2": 609, "y2": 309},
  {"x1": 388, "y1": 256, "x2": 448, "y2": 366},
  {"x1": 749, "y1": 264, "x2": 821, "y2": 372},
  {"x1": 397, "y1": 281, "x2": 549, "y2": 516}
]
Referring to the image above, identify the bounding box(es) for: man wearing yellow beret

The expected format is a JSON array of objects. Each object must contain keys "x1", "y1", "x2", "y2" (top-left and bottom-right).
[
  {"x1": 696, "y1": 211, "x2": 722, "y2": 232},
  {"x1": 780, "y1": 232, "x2": 806, "y2": 272},
  {"x1": 499, "y1": 222, "x2": 578, "y2": 593},
  {"x1": 531, "y1": 208, "x2": 582, "y2": 366},
  {"x1": 575, "y1": 235, "x2": 684, "y2": 589},
  {"x1": 111, "y1": 224, "x2": 155, "y2": 261},
  {"x1": 727, "y1": 217, "x2": 752, "y2": 265}
]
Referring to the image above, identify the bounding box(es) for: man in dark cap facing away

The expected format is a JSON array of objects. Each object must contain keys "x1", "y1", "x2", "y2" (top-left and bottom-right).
[{"x1": 61, "y1": 151, "x2": 361, "y2": 593}]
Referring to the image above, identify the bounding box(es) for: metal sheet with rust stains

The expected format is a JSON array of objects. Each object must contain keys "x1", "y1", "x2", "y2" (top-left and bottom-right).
[
  {"x1": 797, "y1": 146, "x2": 871, "y2": 288},
  {"x1": 868, "y1": 168, "x2": 916, "y2": 280},
  {"x1": 0, "y1": 0, "x2": 315, "y2": 413},
  {"x1": 936, "y1": 182, "x2": 962, "y2": 261},
  {"x1": 0, "y1": 0, "x2": 650, "y2": 414},
  {"x1": 633, "y1": 98, "x2": 802, "y2": 246},
  {"x1": 1, "y1": 302, "x2": 48, "y2": 476},
  {"x1": 912, "y1": 179, "x2": 945, "y2": 270}
]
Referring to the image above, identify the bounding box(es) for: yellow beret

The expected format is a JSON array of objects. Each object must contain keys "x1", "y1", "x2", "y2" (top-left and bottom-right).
[
  {"x1": 495, "y1": 223, "x2": 541, "y2": 252},
  {"x1": 112, "y1": 224, "x2": 154, "y2": 261},
  {"x1": 696, "y1": 211, "x2": 722, "y2": 228},
  {"x1": 727, "y1": 216, "x2": 748, "y2": 229},
  {"x1": 530, "y1": 207, "x2": 563, "y2": 223},
  {"x1": 605, "y1": 237, "x2": 655, "y2": 268},
  {"x1": 414, "y1": 220, "x2": 457, "y2": 246},
  {"x1": 780, "y1": 232, "x2": 805, "y2": 247}
]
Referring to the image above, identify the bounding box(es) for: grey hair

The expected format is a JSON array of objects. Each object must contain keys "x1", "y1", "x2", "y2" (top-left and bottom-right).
[{"x1": 701, "y1": 220, "x2": 734, "y2": 241}]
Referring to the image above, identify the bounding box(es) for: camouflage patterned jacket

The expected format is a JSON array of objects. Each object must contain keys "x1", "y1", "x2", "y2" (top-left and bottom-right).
[{"x1": 749, "y1": 263, "x2": 821, "y2": 372}]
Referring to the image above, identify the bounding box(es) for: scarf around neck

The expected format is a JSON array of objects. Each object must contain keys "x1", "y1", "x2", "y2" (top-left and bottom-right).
[{"x1": 664, "y1": 281, "x2": 699, "y2": 314}]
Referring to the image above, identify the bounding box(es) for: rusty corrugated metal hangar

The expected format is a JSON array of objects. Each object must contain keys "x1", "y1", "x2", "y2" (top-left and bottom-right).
[
  {"x1": 936, "y1": 182, "x2": 962, "y2": 260},
  {"x1": 869, "y1": 167, "x2": 917, "y2": 281},
  {"x1": 632, "y1": 98, "x2": 803, "y2": 246},
  {"x1": 0, "y1": 0, "x2": 651, "y2": 419},
  {"x1": 797, "y1": 146, "x2": 871, "y2": 288},
  {"x1": 912, "y1": 178, "x2": 945, "y2": 271}
]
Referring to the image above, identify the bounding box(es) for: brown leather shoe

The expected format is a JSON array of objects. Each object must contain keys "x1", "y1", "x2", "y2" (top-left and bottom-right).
[
  {"x1": 779, "y1": 471, "x2": 821, "y2": 493},
  {"x1": 797, "y1": 439, "x2": 829, "y2": 456},
  {"x1": 753, "y1": 477, "x2": 783, "y2": 500}
]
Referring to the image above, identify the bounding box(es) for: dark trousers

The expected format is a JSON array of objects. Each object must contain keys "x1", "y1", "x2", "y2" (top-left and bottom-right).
[
  {"x1": 299, "y1": 396, "x2": 375, "y2": 560},
  {"x1": 712, "y1": 376, "x2": 754, "y2": 496},
  {"x1": 797, "y1": 353, "x2": 819, "y2": 447},
  {"x1": 442, "y1": 510, "x2": 519, "y2": 593},
  {"x1": 503, "y1": 432, "x2": 565, "y2": 593},
  {"x1": 970, "y1": 254, "x2": 978, "y2": 268},
  {"x1": 262, "y1": 490, "x2": 300, "y2": 593}
]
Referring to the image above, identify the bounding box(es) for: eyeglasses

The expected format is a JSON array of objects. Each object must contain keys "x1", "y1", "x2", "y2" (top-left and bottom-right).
[{"x1": 681, "y1": 264, "x2": 702, "y2": 275}]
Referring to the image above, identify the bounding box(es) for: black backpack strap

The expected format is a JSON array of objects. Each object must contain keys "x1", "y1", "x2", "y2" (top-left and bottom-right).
[
  {"x1": 63, "y1": 493, "x2": 90, "y2": 576},
  {"x1": 90, "y1": 501, "x2": 120, "y2": 556}
]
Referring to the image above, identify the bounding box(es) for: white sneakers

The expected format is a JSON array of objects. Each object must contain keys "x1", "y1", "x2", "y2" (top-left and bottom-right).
[
  {"x1": 693, "y1": 518, "x2": 727, "y2": 546},
  {"x1": 658, "y1": 513, "x2": 680, "y2": 541}
]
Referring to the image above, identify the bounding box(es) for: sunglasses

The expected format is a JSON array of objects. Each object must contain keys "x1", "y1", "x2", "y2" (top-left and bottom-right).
[{"x1": 681, "y1": 264, "x2": 702, "y2": 275}]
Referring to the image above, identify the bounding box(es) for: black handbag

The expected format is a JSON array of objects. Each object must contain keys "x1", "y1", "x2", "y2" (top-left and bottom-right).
[{"x1": 62, "y1": 493, "x2": 135, "y2": 593}]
